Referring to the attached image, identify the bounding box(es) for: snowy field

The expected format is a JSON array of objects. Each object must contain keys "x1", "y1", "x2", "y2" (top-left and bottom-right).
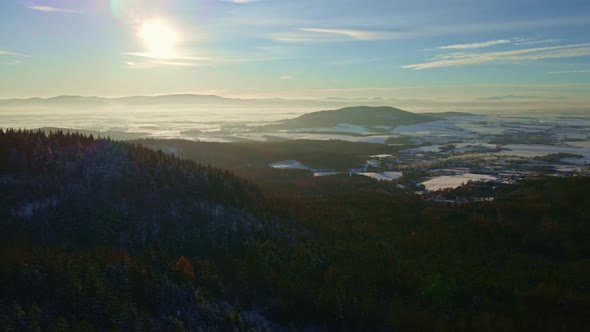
[
  {"x1": 359, "y1": 172, "x2": 403, "y2": 181},
  {"x1": 421, "y1": 174, "x2": 498, "y2": 191},
  {"x1": 269, "y1": 160, "x2": 311, "y2": 170},
  {"x1": 393, "y1": 117, "x2": 477, "y2": 138}
]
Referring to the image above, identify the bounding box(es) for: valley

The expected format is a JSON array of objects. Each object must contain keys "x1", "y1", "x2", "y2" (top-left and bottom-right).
[
  {"x1": 5, "y1": 102, "x2": 588, "y2": 199},
  {"x1": 101, "y1": 104, "x2": 590, "y2": 200}
]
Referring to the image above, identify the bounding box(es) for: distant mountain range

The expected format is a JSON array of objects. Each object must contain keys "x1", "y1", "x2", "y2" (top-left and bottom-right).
[
  {"x1": 0, "y1": 94, "x2": 378, "y2": 108},
  {"x1": 0, "y1": 94, "x2": 477, "y2": 113}
]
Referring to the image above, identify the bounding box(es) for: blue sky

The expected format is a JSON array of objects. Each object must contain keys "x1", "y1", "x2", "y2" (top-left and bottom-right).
[{"x1": 1, "y1": 0, "x2": 589, "y2": 108}]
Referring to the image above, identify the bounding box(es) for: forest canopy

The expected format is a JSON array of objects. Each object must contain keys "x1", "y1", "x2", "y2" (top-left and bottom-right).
[{"x1": 0, "y1": 129, "x2": 588, "y2": 331}]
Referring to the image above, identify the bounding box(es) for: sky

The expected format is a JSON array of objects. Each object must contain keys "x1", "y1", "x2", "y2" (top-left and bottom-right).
[{"x1": 1, "y1": 0, "x2": 590, "y2": 108}]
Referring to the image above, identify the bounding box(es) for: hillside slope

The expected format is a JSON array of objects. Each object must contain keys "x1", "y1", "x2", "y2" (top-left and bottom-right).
[
  {"x1": 1, "y1": 129, "x2": 589, "y2": 331},
  {"x1": 0, "y1": 129, "x2": 272, "y2": 252}
]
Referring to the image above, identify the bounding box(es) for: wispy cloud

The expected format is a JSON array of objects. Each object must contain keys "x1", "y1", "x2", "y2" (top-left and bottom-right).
[
  {"x1": 437, "y1": 39, "x2": 512, "y2": 50},
  {"x1": 124, "y1": 61, "x2": 212, "y2": 69},
  {"x1": 428, "y1": 38, "x2": 557, "y2": 51},
  {"x1": 0, "y1": 50, "x2": 30, "y2": 57},
  {"x1": 546, "y1": 69, "x2": 590, "y2": 74},
  {"x1": 272, "y1": 28, "x2": 399, "y2": 43},
  {"x1": 123, "y1": 51, "x2": 213, "y2": 69},
  {"x1": 123, "y1": 51, "x2": 271, "y2": 69},
  {"x1": 280, "y1": 75, "x2": 295, "y2": 80},
  {"x1": 299, "y1": 28, "x2": 393, "y2": 40},
  {"x1": 2, "y1": 60, "x2": 23, "y2": 66},
  {"x1": 123, "y1": 52, "x2": 212, "y2": 62},
  {"x1": 512, "y1": 38, "x2": 560, "y2": 46},
  {"x1": 27, "y1": 5, "x2": 77, "y2": 13},
  {"x1": 0, "y1": 50, "x2": 28, "y2": 65},
  {"x1": 403, "y1": 43, "x2": 590, "y2": 70}
]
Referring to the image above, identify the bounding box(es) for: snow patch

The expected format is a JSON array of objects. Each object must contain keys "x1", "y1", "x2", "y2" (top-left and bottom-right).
[
  {"x1": 268, "y1": 160, "x2": 311, "y2": 170},
  {"x1": 400, "y1": 145, "x2": 443, "y2": 154},
  {"x1": 313, "y1": 171, "x2": 340, "y2": 177},
  {"x1": 370, "y1": 154, "x2": 394, "y2": 159},
  {"x1": 359, "y1": 171, "x2": 403, "y2": 181},
  {"x1": 421, "y1": 174, "x2": 497, "y2": 191}
]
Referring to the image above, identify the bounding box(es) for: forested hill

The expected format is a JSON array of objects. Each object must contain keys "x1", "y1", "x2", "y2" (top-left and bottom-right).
[
  {"x1": 0, "y1": 129, "x2": 271, "y2": 251},
  {"x1": 266, "y1": 106, "x2": 440, "y2": 129},
  {"x1": 1, "y1": 129, "x2": 589, "y2": 331},
  {"x1": 0, "y1": 129, "x2": 292, "y2": 331}
]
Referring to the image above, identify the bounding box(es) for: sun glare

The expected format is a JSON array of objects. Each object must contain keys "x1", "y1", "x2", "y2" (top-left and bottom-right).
[{"x1": 139, "y1": 19, "x2": 179, "y2": 59}]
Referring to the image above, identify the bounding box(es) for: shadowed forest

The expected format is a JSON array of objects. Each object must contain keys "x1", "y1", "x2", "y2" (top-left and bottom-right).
[{"x1": 1, "y1": 129, "x2": 588, "y2": 331}]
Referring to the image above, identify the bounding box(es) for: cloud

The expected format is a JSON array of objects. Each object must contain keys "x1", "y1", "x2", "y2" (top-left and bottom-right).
[
  {"x1": 280, "y1": 75, "x2": 295, "y2": 80},
  {"x1": 124, "y1": 61, "x2": 212, "y2": 69},
  {"x1": 437, "y1": 39, "x2": 512, "y2": 50},
  {"x1": 546, "y1": 69, "x2": 590, "y2": 74},
  {"x1": 123, "y1": 52, "x2": 212, "y2": 62},
  {"x1": 2, "y1": 60, "x2": 23, "y2": 66},
  {"x1": 403, "y1": 43, "x2": 590, "y2": 70},
  {"x1": 123, "y1": 51, "x2": 212, "y2": 69},
  {"x1": 272, "y1": 28, "x2": 400, "y2": 43},
  {"x1": 512, "y1": 38, "x2": 560, "y2": 46},
  {"x1": 436, "y1": 38, "x2": 560, "y2": 50},
  {"x1": 0, "y1": 50, "x2": 30, "y2": 57},
  {"x1": 123, "y1": 52, "x2": 270, "y2": 69},
  {"x1": 27, "y1": 5, "x2": 77, "y2": 13},
  {"x1": 299, "y1": 28, "x2": 391, "y2": 40},
  {"x1": 0, "y1": 50, "x2": 28, "y2": 65}
]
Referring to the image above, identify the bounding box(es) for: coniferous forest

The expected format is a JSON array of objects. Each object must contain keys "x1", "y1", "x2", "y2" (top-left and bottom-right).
[{"x1": 1, "y1": 129, "x2": 589, "y2": 331}]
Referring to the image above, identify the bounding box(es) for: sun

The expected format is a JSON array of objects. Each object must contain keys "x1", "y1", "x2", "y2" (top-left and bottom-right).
[{"x1": 139, "y1": 19, "x2": 179, "y2": 59}]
